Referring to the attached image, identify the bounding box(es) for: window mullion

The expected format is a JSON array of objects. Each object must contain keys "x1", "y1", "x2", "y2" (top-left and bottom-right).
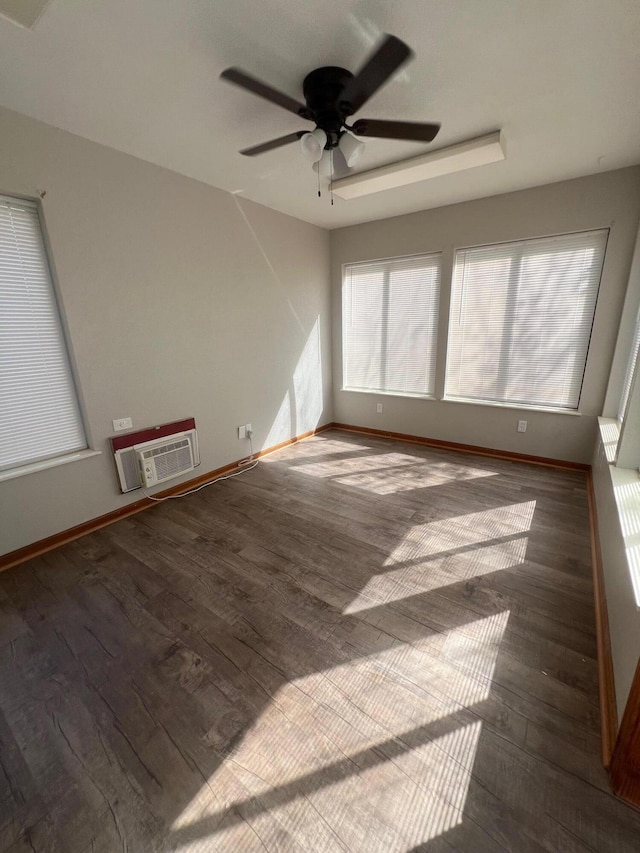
[
  {"x1": 380, "y1": 268, "x2": 390, "y2": 391},
  {"x1": 434, "y1": 249, "x2": 454, "y2": 400},
  {"x1": 496, "y1": 246, "x2": 524, "y2": 403}
]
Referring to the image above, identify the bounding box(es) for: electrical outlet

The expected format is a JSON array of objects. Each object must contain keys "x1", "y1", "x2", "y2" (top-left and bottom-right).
[
  {"x1": 376, "y1": 403, "x2": 384, "y2": 413},
  {"x1": 113, "y1": 417, "x2": 133, "y2": 432},
  {"x1": 238, "y1": 425, "x2": 246, "y2": 440},
  {"x1": 246, "y1": 423, "x2": 252, "y2": 436},
  {"x1": 517, "y1": 420, "x2": 528, "y2": 433}
]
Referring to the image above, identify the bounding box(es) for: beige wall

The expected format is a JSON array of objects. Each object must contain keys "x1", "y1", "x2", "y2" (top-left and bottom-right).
[
  {"x1": 0, "y1": 106, "x2": 331, "y2": 556},
  {"x1": 604, "y1": 222, "x2": 640, "y2": 422},
  {"x1": 331, "y1": 168, "x2": 640, "y2": 463}
]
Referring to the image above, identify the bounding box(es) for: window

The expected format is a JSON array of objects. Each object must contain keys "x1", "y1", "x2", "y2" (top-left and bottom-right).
[
  {"x1": 343, "y1": 253, "x2": 441, "y2": 396},
  {"x1": 0, "y1": 195, "x2": 86, "y2": 472},
  {"x1": 445, "y1": 230, "x2": 608, "y2": 410}
]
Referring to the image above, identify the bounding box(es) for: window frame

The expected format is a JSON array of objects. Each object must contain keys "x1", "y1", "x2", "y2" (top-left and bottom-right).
[
  {"x1": 0, "y1": 193, "x2": 91, "y2": 478},
  {"x1": 442, "y1": 228, "x2": 608, "y2": 412},
  {"x1": 341, "y1": 251, "x2": 442, "y2": 399}
]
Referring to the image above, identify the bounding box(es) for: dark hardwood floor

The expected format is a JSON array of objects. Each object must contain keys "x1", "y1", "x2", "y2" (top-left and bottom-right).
[{"x1": 1, "y1": 429, "x2": 639, "y2": 852}]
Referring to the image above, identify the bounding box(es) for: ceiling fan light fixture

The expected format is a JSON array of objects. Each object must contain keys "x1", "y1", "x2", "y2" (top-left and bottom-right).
[
  {"x1": 300, "y1": 128, "x2": 327, "y2": 163},
  {"x1": 339, "y1": 131, "x2": 366, "y2": 167}
]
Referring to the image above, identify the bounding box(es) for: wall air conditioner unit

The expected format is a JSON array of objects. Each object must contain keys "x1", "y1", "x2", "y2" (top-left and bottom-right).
[
  {"x1": 136, "y1": 435, "x2": 195, "y2": 487},
  {"x1": 111, "y1": 418, "x2": 199, "y2": 493}
]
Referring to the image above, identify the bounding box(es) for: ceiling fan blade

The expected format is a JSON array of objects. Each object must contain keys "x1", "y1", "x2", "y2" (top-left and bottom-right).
[
  {"x1": 239, "y1": 131, "x2": 307, "y2": 156},
  {"x1": 340, "y1": 35, "x2": 413, "y2": 115},
  {"x1": 352, "y1": 118, "x2": 441, "y2": 142},
  {"x1": 221, "y1": 67, "x2": 309, "y2": 118}
]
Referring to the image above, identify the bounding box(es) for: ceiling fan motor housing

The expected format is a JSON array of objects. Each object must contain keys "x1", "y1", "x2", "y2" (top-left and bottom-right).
[{"x1": 302, "y1": 66, "x2": 354, "y2": 147}]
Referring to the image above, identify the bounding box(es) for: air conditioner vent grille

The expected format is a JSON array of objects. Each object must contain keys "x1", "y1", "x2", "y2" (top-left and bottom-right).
[
  {"x1": 142, "y1": 438, "x2": 189, "y2": 459},
  {"x1": 153, "y1": 445, "x2": 193, "y2": 482},
  {"x1": 137, "y1": 436, "x2": 195, "y2": 487}
]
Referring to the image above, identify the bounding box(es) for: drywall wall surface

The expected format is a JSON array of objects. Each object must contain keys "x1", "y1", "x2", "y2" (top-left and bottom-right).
[
  {"x1": 330, "y1": 168, "x2": 640, "y2": 463},
  {"x1": 592, "y1": 433, "x2": 640, "y2": 715},
  {"x1": 0, "y1": 106, "x2": 331, "y2": 555},
  {"x1": 604, "y1": 221, "x2": 640, "y2": 419}
]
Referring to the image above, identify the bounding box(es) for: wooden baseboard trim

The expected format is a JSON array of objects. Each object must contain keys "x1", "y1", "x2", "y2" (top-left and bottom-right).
[
  {"x1": 586, "y1": 468, "x2": 619, "y2": 767},
  {"x1": 251, "y1": 425, "x2": 330, "y2": 460},
  {"x1": 327, "y1": 422, "x2": 590, "y2": 471},
  {"x1": 0, "y1": 423, "x2": 332, "y2": 573}
]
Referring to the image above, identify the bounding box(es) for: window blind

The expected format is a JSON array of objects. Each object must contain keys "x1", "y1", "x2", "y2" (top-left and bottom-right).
[
  {"x1": 445, "y1": 229, "x2": 608, "y2": 410},
  {"x1": 343, "y1": 253, "x2": 441, "y2": 396},
  {"x1": 0, "y1": 195, "x2": 86, "y2": 471},
  {"x1": 618, "y1": 310, "x2": 640, "y2": 423}
]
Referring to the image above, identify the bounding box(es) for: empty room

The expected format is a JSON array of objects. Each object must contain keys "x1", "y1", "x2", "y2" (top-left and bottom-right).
[{"x1": 2, "y1": 1, "x2": 640, "y2": 851}]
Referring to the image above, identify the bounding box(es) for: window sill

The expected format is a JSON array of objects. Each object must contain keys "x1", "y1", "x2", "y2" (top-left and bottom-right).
[
  {"x1": 342, "y1": 387, "x2": 436, "y2": 401},
  {"x1": 442, "y1": 396, "x2": 582, "y2": 416},
  {"x1": 0, "y1": 449, "x2": 102, "y2": 483},
  {"x1": 340, "y1": 386, "x2": 582, "y2": 415}
]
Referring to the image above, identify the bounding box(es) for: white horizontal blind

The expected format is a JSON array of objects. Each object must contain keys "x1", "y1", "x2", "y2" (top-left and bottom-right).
[
  {"x1": 343, "y1": 253, "x2": 441, "y2": 395},
  {"x1": 0, "y1": 195, "x2": 86, "y2": 470},
  {"x1": 445, "y1": 230, "x2": 608, "y2": 409},
  {"x1": 618, "y1": 310, "x2": 640, "y2": 422}
]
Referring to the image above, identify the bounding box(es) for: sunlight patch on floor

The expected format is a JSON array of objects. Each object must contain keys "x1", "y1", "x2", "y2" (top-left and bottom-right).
[
  {"x1": 381, "y1": 501, "x2": 536, "y2": 568},
  {"x1": 440, "y1": 610, "x2": 511, "y2": 698},
  {"x1": 170, "y1": 610, "x2": 510, "y2": 851},
  {"x1": 291, "y1": 437, "x2": 376, "y2": 457},
  {"x1": 300, "y1": 719, "x2": 484, "y2": 851},
  {"x1": 297, "y1": 451, "x2": 425, "y2": 476},
  {"x1": 170, "y1": 719, "x2": 483, "y2": 852},
  {"x1": 379, "y1": 719, "x2": 483, "y2": 847},
  {"x1": 344, "y1": 536, "x2": 527, "y2": 612},
  {"x1": 340, "y1": 501, "x2": 534, "y2": 620},
  {"x1": 296, "y1": 453, "x2": 497, "y2": 493}
]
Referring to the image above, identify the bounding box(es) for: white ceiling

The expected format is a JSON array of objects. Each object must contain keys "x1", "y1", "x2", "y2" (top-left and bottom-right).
[{"x1": 1, "y1": 0, "x2": 639, "y2": 229}]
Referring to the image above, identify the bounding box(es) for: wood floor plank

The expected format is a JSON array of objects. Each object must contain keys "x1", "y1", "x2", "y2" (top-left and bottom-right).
[{"x1": 1, "y1": 429, "x2": 638, "y2": 852}]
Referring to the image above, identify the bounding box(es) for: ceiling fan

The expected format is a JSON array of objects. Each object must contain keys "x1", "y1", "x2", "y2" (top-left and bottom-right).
[{"x1": 220, "y1": 34, "x2": 441, "y2": 165}]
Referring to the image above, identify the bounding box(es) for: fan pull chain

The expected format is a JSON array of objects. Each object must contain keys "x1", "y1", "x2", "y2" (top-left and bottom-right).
[
  {"x1": 317, "y1": 162, "x2": 321, "y2": 198},
  {"x1": 330, "y1": 149, "x2": 334, "y2": 206}
]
